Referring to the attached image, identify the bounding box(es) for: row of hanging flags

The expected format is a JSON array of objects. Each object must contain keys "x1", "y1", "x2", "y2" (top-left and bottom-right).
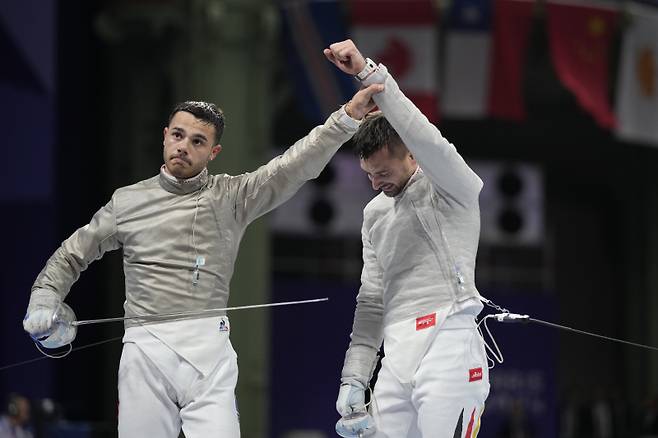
[{"x1": 280, "y1": 0, "x2": 658, "y2": 147}]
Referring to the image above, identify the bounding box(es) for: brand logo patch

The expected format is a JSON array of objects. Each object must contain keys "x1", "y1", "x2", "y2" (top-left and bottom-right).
[
  {"x1": 416, "y1": 313, "x2": 436, "y2": 331},
  {"x1": 469, "y1": 367, "x2": 483, "y2": 382},
  {"x1": 219, "y1": 319, "x2": 229, "y2": 332}
]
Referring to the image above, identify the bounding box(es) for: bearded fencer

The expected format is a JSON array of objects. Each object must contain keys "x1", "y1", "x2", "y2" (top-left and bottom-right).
[{"x1": 325, "y1": 39, "x2": 490, "y2": 438}]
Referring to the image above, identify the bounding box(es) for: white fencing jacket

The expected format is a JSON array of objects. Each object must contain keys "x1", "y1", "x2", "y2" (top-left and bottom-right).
[{"x1": 342, "y1": 65, "x2": 485, "y2": 386}]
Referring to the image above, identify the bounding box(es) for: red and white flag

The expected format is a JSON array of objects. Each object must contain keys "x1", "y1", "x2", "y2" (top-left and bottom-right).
[
  {"x1": 441, "y1": 0, "x2": 493, "y2": 118},
  {"x1": 488, "y1": 0, "x2": 534, "y2": 121},
  {"x1": 615, "y1": 4, "x2": 658, "y2": 146},
  {"x1": 350, "y1": 0, "x2": 440, "y2": 121},
  {"x1": 441, "y1": 0, "x2": 533, "y2": 120},
  {"x1": 546, "y1": 1, "x2": 619, "y2": 129}
]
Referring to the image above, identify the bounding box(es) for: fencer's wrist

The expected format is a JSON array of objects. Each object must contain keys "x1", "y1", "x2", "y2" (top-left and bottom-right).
[
  {"x1": 341, "y1": 346, "x2": 379, "y2": 389},
  {"x1": 28, "y1": 288, "x2": 61, "y2": 312},
  {"x1": 355, "y1": 58, "x2": 378, "y2": 82},
  {"x1": 340, "y1": 379, "x2": 366, "y2": 390},
  {"x1": 344, "y1": 100, "x2": 363, "y2": 121}
]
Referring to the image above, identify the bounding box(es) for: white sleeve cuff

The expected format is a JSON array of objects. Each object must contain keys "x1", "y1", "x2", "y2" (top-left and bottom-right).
[
  {"x1": 337, "y1": 105, "x2": 363, "y2": 129},
  {"x1": 360, "y1": 63, "x2": 388, "y2": 88},
  {"x1": 355, "y1": 57, "x2": 378, "y2": 81}
]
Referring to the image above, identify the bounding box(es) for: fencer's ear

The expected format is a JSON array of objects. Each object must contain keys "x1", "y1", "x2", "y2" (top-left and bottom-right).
[{"x1": 209, "y1": 144, "x2": 222, "y2": 161}]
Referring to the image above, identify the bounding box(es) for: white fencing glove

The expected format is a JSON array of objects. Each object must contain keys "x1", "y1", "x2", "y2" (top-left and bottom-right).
[
  {"x1": 23, "y1": 288, "x2": 61, "y2": 340},
  {"x1": 336, "y1": 381, "x2": 367, "y2": 417}
]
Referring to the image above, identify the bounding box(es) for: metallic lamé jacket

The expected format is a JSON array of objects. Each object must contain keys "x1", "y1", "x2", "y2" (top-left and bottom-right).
[{"x1": 32, "y1": 108, "x2": 360, "y2": 328}]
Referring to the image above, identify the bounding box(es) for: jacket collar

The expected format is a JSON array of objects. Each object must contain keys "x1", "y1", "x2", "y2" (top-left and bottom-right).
[
  {"x1": 395, "y1": 166, "x2": 422, "y2": 199},
  {"x1": 158, "y1": 165, "x2": 208, "y2": 195}
]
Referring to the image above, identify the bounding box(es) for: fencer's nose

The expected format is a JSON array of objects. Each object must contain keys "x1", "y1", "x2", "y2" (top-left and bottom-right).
[
  {"x1": 371, "y1": 176, "x2": 382, "y2": 191},
  {"x1": 176, "y1": 143, "x2": 189, "y2": 155}
]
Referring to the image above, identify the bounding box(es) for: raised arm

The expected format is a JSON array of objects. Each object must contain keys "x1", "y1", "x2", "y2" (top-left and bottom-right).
[
  {"x1": 325, "y1": 40, "x2": 483, "y2": 205},
  {"x1": 230, "y1": 84, "x2": 383, "y2": 225}
]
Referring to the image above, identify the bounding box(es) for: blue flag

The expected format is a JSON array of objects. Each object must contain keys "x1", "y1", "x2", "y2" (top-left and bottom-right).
[{"x1": 280, "y1": 0, "x2": 357, "y2": 123}]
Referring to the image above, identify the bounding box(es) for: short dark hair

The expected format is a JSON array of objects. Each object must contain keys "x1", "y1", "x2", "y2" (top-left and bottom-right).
[
  {"x1": 168, "y1": 101, "x2": 225, "y2": 144},
  {"x1": 352, "y1": 111, "x2": 407, "y2": 160}
]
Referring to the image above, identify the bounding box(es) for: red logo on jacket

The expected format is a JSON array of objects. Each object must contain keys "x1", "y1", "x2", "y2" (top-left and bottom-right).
[
  {"x1": 469, "y1": 368, "x2": 483, "y2": 382},
  {"x1": 415, "y1": 313, "x2": 436, "y2": 331}
]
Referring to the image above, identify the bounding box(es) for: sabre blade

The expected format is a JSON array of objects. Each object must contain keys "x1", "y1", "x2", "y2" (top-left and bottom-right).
[{"x1": 72, "y1": 297, "x2": 329, "y2": 327}]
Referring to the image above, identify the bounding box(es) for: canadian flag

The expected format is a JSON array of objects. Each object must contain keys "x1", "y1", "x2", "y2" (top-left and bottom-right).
[
  {"x1": 615, "y1": 4, "x2": 658, "y2": 146},
  {"x1": 350, "y1": 0, "x2": 440, "y2": 121}
]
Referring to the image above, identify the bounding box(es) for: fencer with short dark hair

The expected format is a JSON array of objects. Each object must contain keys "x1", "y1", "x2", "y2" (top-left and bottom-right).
[
  {"x1": 22, "y1": 87, "x2": 383, "y2": 437},
  {"x1": 325, "y1": 39, "x2": 490, "y2": 438}
]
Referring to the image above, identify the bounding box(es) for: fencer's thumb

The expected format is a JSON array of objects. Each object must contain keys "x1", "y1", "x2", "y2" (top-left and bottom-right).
[{"x1": 323, "y1": 48, "x2": 334, "y2": 62}]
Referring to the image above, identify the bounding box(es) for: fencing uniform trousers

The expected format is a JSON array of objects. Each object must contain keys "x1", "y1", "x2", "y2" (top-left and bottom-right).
[
  {"x1": 371, "y1": 314, "x2": 490, "y2": 438},
  {"x1": 117, "y1": 336, "x2": 240, "y2": 437}
]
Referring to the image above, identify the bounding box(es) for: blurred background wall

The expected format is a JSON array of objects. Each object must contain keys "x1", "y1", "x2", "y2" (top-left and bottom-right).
[{"x1": 1, "y1": 0, "x2": 658, "y2": 437}]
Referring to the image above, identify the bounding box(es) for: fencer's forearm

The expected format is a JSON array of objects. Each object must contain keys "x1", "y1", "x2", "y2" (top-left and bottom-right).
[
  {"x1": 32, "y1": 199, "x2": 120, "y2": 299},
  {"x1": 342, "y1": 231, "x2": 385, "y2": 386},
  {"x1": 342, "y1": 309, "x2": 382, "y2": 387},
  {"x1": 268, "y1": 105, "x2": 359, "y2": 181},
  {"x1": 32, "y1": 244, "x2": 87, "y2": 299},
  {"x1": 341, "y1": 342, "x2": 380, "y2": 388},
  {"x1": 342, "y1": 295, "x2": 383, "y2": 387},
  {"x1": 233, "y1": 106, "x2": 359, "y2": 224},
  {"x1": 362, "y1": 65, "x2": 482, "y2": 205}
]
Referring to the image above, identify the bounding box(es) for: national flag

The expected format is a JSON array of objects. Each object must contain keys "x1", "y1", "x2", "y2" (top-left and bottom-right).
[
  {"x1": 442, "y1": 0, "x2": 493, "y2": 118},
  {"x1": 350, "y1": 0, "x2": 440, "y2": 121},
  {"x1": 280, "y1": 1, "x2": 357, "y2": 124},
  {"x1": 546, "y1": 1, "x2": 619, "y2": 129},
  {"x1": 487, "y1": 0, "x2": 534, "y2": 121},
  {"x1": 615, "y1": 3, "x2": 658, "y2": 146}
]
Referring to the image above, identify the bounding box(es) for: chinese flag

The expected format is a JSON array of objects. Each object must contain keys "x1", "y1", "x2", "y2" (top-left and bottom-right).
[{"x1": 546, "y1": 2, "x2": 619, "y2": 129}]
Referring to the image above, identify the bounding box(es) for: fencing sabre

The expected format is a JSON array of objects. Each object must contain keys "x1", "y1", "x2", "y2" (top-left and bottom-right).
[
  {"x1": 3, "y1": 297, "x2": 329, "y2": 370},
  {"x1": 73, "y1": 297, "x2": 329, "y2": 326}
]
